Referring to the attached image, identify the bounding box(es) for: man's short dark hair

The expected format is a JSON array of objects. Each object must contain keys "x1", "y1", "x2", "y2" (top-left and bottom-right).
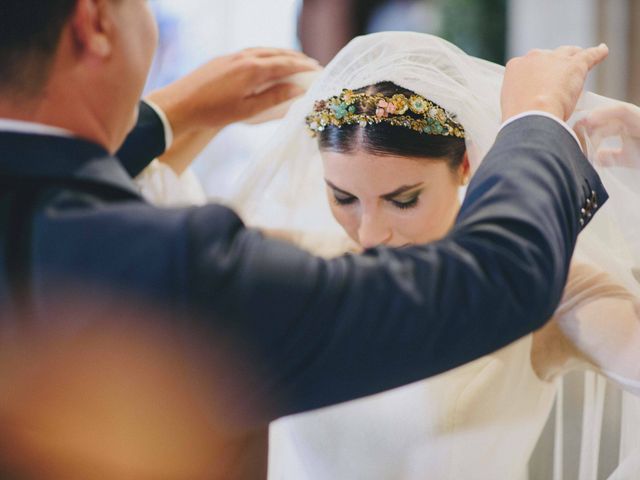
[{"x1": 0, "y1": 0, "x2": 77, "y2": 94}]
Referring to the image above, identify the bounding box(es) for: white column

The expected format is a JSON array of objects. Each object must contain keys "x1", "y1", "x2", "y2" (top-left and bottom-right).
[
  {"x1": 629, "y1": 0, "x2": 640, "y2": 103},
  {"x1": 507, "y1": 0, "x2": 599, "y2": 90},
  {"x1": 507, "y1": 0, "x2": 598, "y2": 57},
  {"x1": 595, "y1": 0, "x2": 630, "y2": 100}
]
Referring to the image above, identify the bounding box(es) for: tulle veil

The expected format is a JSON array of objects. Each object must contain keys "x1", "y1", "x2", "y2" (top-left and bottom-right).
[{"x1": 230, "y1": 32, "x2": 640, "y2": 476}]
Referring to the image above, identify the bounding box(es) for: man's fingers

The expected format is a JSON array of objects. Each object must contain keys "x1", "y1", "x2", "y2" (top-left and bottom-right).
[
  {"x1": 242, "y1": 47, "x2": 318, "y2": 62},
  {"x1": 245, "y1": 83, "x2": 305, "y2": 116},
  {"x1": 252, "y1": 56, "x2": 322, "y2": 84},
  {"x1": 577, "y1": 43, "x2": 609, "y2": 70},
  {"x1": 555, "y1": 46, "x2": 582, "y2": 56}
]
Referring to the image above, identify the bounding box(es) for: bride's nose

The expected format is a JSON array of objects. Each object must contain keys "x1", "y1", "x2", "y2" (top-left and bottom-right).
[{"x1": 358, "y1": 213, "x2": 392, "y2": 250}]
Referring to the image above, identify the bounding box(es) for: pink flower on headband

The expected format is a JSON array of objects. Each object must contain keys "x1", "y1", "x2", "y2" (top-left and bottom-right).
[{"x1": 376, "y1": 99, "x2": 397, "y2": 118}]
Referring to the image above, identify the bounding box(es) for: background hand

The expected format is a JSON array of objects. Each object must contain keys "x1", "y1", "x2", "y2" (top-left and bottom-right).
[
  {"x1": 501, "y1": 44, "x2": 609, "y2": 122},
  {"x1": 574, "y1": 102, "x2": 640, "y2": 168},
  {"x1": 146, "y1": 48, "x2": 321, "y2": 138}
]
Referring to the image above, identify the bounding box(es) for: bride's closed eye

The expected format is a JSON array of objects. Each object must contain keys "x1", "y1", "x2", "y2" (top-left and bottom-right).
[
  {"x1": 389, "y1": 194, "x2": 420, "y2": 210},
  {"x1": 327, "y1": 179, "x2": 423, "y2": 210},
  {"x1": 332, "y1": 190, "x2": 358, "y2": 206},
  {"x1": 385, "y1": 186, "x2": 423, "y2": 210},
  {"x1": 326, "y1": 180, "x2": 359, "y2": 206}
]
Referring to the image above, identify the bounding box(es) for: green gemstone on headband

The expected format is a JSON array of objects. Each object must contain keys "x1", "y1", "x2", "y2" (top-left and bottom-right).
[
  {"x1": 423, "y1": 126, "x2": 432, "y2": 134},
  {"x1": 332, "y1": 103, "x2": 349, "y2": 120},
  {"x1": 348, "y1": 105, "x2": 356, "y2": 114}
]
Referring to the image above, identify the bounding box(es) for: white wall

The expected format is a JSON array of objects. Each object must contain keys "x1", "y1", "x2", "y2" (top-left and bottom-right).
[
  {"x1": 508, "y1": 0, "x2": 598, "y2": 56},
  {"x1": 507, "y1": 0, "x2": 630, "y2": 97},
  {"x1": 147, "y1": 0, "x2": 301, "y2": 200}
]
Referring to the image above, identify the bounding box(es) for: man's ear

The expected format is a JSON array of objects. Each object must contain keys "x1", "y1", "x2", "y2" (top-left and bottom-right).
[{"x1": 70, "y1": 0, "x2": 113, "y2": 59}]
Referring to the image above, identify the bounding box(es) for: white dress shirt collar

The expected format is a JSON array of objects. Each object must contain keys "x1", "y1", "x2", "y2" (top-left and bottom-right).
[
  {"x1": 0, "y1": 100, "x2": 173, "y2": 151},
  {"x1": 0, "y1": 118, "x2": 74, "y2": 138}
]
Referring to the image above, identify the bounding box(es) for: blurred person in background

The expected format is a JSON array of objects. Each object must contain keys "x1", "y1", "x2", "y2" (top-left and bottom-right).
[
  {"x1": 298, "y1": 0, "x2": 506, "y2": 66},
  {"x1": 298, "y1": 0, "x2": 428, "y2": 65}
]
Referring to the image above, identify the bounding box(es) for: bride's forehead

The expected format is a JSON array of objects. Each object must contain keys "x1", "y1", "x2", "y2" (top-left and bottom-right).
[{"x1": 321, "y1": 151, "x2": 444, "y2": 179}]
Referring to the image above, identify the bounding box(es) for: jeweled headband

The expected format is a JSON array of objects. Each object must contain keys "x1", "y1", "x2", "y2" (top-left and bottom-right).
[{"x1": 305, "y1": 89, "x2": 465, "y2": 139}]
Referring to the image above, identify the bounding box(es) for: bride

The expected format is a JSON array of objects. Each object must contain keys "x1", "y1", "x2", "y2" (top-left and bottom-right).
[
  {"x1": 139, "y1": 33, "x2": 640, "y2": 478},
  {"x1": 228, "y1": 33, "x2": 640, "y2": 479}
]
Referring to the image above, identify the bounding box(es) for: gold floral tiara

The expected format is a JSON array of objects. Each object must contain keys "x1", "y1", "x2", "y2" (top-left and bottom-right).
[{"x1": 305, "y1": 89, "x2": 465, "y2": 139}]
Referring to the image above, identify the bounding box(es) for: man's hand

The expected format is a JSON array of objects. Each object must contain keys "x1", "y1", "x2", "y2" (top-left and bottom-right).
[
  {"x1": 146, "y1": 48, "x2": 321, "y2": 138},
  {"x1": 501, "y1": 44, "x2": 609, "y2": 122},
  {"x1": 575, "y1": 102, "x2": 640, "y2": 168}
]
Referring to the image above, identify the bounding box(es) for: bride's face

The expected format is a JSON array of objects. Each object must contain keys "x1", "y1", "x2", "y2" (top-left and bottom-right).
[{"x1": 322, "y1": 151, "x2": 467, "y2": 249}]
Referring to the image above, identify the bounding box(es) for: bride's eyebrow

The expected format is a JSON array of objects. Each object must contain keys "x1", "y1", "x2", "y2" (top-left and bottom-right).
[
  {"x1": 325, "y1": 179, "x2": 355, "y2": 196},
  {"x1": 324, "y1": 180, "x2": 424, "y2": 199},
  {"x1": 381, "y1": 183, "x2": 424, "y2": 200}
]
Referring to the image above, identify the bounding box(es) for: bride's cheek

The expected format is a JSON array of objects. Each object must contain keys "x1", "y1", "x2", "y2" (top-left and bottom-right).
[
  {"x1": 410, "y1": 205, "x2": 440, "y2": 241},
  {"x1": 329, "y1": 203, "x2": 354, "y2": 231}
]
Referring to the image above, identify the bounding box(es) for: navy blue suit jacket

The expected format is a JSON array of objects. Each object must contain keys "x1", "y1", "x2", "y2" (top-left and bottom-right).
[{"x1": 0, "y1": 103, "x2": 607, "y2": 421}]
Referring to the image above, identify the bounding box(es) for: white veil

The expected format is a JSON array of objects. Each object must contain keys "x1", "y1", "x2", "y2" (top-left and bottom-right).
[
  {"x1": 231, "y1": 32, "x2": 640, "y2": 476},
  {"x1": 232, "y1": 32, "x2": 503, "y2": 242}
]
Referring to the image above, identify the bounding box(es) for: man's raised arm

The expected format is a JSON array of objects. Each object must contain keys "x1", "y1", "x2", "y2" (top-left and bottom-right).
[{"x1": 187, "y1": 46, "x2": 610, "y2": 419}]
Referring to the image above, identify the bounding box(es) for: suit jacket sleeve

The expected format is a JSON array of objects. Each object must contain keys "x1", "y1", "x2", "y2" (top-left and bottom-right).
[
  {"x1": 116, "y1": 102, "x2": 167, "y2": 178},
  {"x1": 187, "y1": 115, "x2": 608, "y2": 420}
]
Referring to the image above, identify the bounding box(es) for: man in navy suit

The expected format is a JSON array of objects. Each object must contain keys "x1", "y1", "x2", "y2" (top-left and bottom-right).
[{"x1": 0, "y1": 0, "x2": 609, "y2": 424}]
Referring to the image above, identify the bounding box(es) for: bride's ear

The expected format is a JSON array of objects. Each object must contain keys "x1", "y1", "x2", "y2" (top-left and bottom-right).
[{"x1": 459, "y1": 152, "x2": 471, "y2": 186}]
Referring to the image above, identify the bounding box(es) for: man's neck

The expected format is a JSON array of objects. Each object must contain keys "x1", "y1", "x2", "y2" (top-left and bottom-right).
[
  {"x1": 0, "y1": 91, "x2": 42, "y2": 122},
  {"x1": 0, "y1": 83, "x2": 116, "y2": 152},
  {"x1": 0, "y1": 96, "x2": 71, "y2": 137}
]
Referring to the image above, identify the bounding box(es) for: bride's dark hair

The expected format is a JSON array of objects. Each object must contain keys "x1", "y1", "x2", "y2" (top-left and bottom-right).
[{"x1": 318, "y1": 82, "x2": 466, "y2": 171}]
